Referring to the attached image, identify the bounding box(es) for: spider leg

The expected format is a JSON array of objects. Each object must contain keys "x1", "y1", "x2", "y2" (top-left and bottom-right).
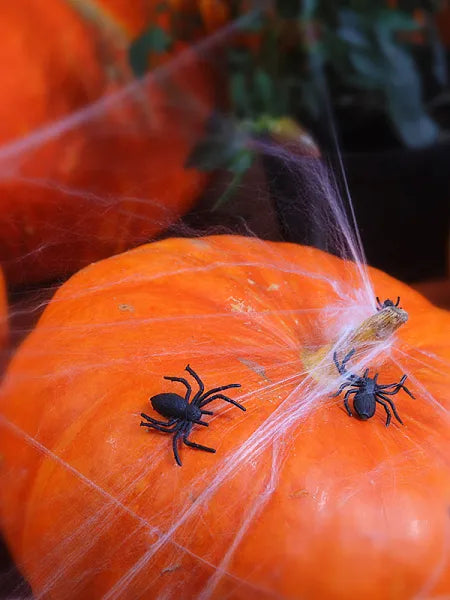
[
  {"x1": 341, "y1": 349, "x2": 356, "y2": 369},
  {"x1": 183, "y1": 423, "x2": 216, "y2": 454},
  {"x1": 376, "y1": 296, "x2": 381, "y2": 310},
  {"x1": 377, "y1": 374, "x2": 409, "y2": 390},
  {"x1": 333, "y1": 349, "x2": 356, "y2": 376},
  {"x1": 181, "y1": 422, "x2": 216, "y2": 454},
  {"x1": 333, "y1": 351, "x2": 345, "y2": 375},
  {"x1": 378, "y1": 375, "x2": 415, "y2": 400},
  {"x1": 193, "y1": 420, "x2": 209, "y2": 427},
  {"x1": 172, "y1": 428, "x2": 184, "y2": 467},
  {"x1": 374, "y1": 396, "x2": 392, "y2": 427},
  {"x1": 395, "y1": 296, "x2": 400, "y2": 307},
  {"x1": 330, "y1": 381, "x2": 349, "y2": 398},
  {"x1": 376, "y1": 393, "x2": 403, "y2": 425},
  {"x1": 377, "y1": 382, "x2": 415, "y2": 399},
  {"x1": 376, "y1": 383, "x2": 396, "y2": 389},
  {"x1": 343, "y1": 389, "x2": 358, "y2": 417},
  {"x1": 199, "y1": 393, "x2": 246, "y2": 411},
  {"x1": 186, "y1": 364, "x2": 205, "y2": 403},
  {"x1": 195, "y1": 383, "x2": 241, "y2": 406},
  {"x1": 140, "y1": 413, "x2": 177, "y2": 427},
  {"x1": 163, "y1": 376, "x2": 192, "y2": 402},
  {"x1": 399, "y1": 383, "x2": 415, "y2": 399},
  {"x1": 183, "y1": 438, "x2": 216, "y2": 454},
  {"x1": 331, "y1": 377, "x2": 362, "y2": 398},
  {"x1": 140, "y1": 420, "x2": 179, "y2": 433},
  {"x1": 201, "y1": 410, "x2": 214, "y2": 415}
]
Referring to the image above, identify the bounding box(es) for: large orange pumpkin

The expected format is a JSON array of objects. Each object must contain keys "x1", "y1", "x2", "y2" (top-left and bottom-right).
[
  {"x1": 0, "y1": 0, "x2": 213, "y2": 286},
  {"x1": 0, "y1": 236, "x2": 449, "y2": 599}
]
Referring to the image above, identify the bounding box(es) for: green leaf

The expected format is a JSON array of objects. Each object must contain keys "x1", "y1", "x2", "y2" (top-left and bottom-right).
[
  {"x1": 129, "y1": 26, "x2": 172, "y2": 77},
  {"x1": 300, "y1": 0, "x2": 319, "y2": 19},
  {"x1": 254, "y1": 68, "x2": 274, "y2": 113},
  {"x1": 376, "y1": 9, "x2": 421, "y2": 33},
  {"x1": 348, "y1": 49, "x2": 385, "y2": 86},
  {"x1": 230, "y1": 72, "x2": 252, "y2": 117},
  {"x1": 337, "y1": 10, "x2": 369, "y2": 47},
  {"x1": 211, "y1": 169, "x2": 247, "y2": 211},
  {"x1": 234, "y1": 9, "x2": 265, "y2": 32},
  {"x1": 229, "y1": 149, "x2": 254, "y2": 174},
  {"x1": 374, "y1": 21, "x2": 439, "y2": 147},
  {"x1": 185, "y1": 114, "x2": 244, "y2": 172},
  {"x1": 185, "y1": 139, "x2": 235, "y2": 171},
  {"x1": 211, "y1": 150, "x2": 254, "y2": 211}
]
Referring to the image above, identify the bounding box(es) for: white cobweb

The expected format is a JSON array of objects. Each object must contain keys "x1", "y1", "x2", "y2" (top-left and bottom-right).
[{"x1": 0, "y1": 5, "x2": 449, "y2": 600}]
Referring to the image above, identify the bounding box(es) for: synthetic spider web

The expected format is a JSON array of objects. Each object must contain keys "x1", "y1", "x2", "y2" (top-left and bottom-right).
[{"x1": 0, "y1": 3, "x2": 449, "y2": 600}]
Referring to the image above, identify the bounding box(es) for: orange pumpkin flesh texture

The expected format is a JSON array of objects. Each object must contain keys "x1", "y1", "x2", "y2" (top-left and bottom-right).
[
  {"x1": 0, "y1": 0, "x2": 213, "y2": 286},
  {"x1": 1, "y1": 236, "x2": 449, "y2": 599}
]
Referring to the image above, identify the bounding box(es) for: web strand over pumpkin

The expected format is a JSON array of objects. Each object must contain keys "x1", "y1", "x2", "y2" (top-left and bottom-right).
[{"x1": 0, "y1": 6, "x2": 449, "y2": 600}]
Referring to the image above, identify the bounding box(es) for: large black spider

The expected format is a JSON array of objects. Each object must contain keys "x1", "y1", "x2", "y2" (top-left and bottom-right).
[
  {"x1": 331, "y1": 349, "x2": 414, "y2": 426},
  {"x1": 140, "y1": 365, "x2": 245, "y2": 466},
  {"x1": 376, "y1": 296, "x2": 401, "y2": 311}
]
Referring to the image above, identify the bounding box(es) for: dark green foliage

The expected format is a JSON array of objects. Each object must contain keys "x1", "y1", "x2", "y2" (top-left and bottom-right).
[
  {"x1": 130, "y1": 0, "x2": 449, "y2": 204},
  {"x1": 129, "y1": 26, "x2": 172, "y2": 77}
]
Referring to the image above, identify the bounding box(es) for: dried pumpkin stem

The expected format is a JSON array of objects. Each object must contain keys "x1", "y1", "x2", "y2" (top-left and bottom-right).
[{"x1": 302, "y1": 305, "x2": 408, "y2": 383}]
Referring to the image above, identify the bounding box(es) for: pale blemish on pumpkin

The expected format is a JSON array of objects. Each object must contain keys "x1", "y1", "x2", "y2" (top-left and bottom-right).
[
  {"x1": 229, "y1": 296, "x2": 253, "y2": 313},
  {"x1": 267, "y1": 283, "x2": 280, "y2": 291},
  {"x1": 238, "y1": 357, "x2": 270, "y2": 381},
  {"x1": 161, "y1": 564, "x2": 181, "y2": 575},
  {"x1": 247, "y1": 279, "x2": 256, "y2": 285},
  {"x1": 118, "y1": 303, "x2": 135, "y2": 312},
  {"x1": 290, "y1": 489, "x2": 309, "y2": 499},
  {"x1": 190, "y1": 239, "x2": 210, "y2": 250},
  {"x1": 302, "y1": 305, "x2": 409, "y2": 383}
]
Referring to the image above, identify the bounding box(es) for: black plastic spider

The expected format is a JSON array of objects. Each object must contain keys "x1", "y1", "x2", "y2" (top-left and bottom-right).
[
  {"x1": 376, "y1": 296, "x2": 401, "y2": 311},
  {"x1": 140, "y1": 365, "x2": 245, "y2": 466},
  {"x1": 331, "y1": 349, "x2": 414, "y2": 426}
]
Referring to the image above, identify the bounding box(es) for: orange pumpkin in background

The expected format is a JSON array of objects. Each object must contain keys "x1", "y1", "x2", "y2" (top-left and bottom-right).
[
  {"x1": 83, "y1": 0, "x2": 163, "y2": 36},
  {"x1": 1, "y1": 236, "x2": 449, "y2": 599},
  {"x1": 92, "y1": 0, "x2": 230, "y2": 35},
  {"x1": 0, "y1": 0, "x2": 214, "y2": 286}
]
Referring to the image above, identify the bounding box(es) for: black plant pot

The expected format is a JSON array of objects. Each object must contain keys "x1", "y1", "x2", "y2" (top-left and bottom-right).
[
  {"x1": 263, "y1": 140, "x2": 450, "y2": 284},
  {"x1": 343, "y1": 141, "x2": 450, "y2": 283}
]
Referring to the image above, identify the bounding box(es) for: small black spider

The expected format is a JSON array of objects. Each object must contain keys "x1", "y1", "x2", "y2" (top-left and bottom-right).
[
  {"x1": 140, "y1": 365, "x2": 245, "y2": 466},
  {"x1": 376, "y1": 296, "x2": 401, "y2": 311},
  {"x1": 331, "y1": 349, "x2": 414, "y2": 426}
]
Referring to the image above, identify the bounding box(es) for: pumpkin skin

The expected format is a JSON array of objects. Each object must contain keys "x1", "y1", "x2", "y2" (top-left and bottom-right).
[
  {"x1": 0, "y1": 0, "x2": 213, "y2": 286},
  {"x1": 0, "y1": 236, "x2": 449, "y2": 599},
  {"x1": 90, "y1": 0, "x2": 158, "y2": 36}
]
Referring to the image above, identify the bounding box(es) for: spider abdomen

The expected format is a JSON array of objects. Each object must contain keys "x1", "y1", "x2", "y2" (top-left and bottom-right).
[
  {"x1": 353, "y1": 391, "x2": 376, "y2": 421},
  {"x1": 151, "y1": 393, "x2": 201, "y2": 421}
]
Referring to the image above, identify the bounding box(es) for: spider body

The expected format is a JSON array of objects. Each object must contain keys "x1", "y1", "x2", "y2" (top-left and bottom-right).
[
  {"x1": 151, "y1": 393, "x2": 203, "y2": 423},
  {"x1": 376, "y1": 296, "x2": 401, "y2": 311},
  {"x1": 332, "y1": 349, "x2": 414, "y2": 426},
  {"x1": 140, "y1": 365, "x2": 245, "y2": 466},
  {"x1": 351, "y1": 387, "x2": 377, "y2": 420}
]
